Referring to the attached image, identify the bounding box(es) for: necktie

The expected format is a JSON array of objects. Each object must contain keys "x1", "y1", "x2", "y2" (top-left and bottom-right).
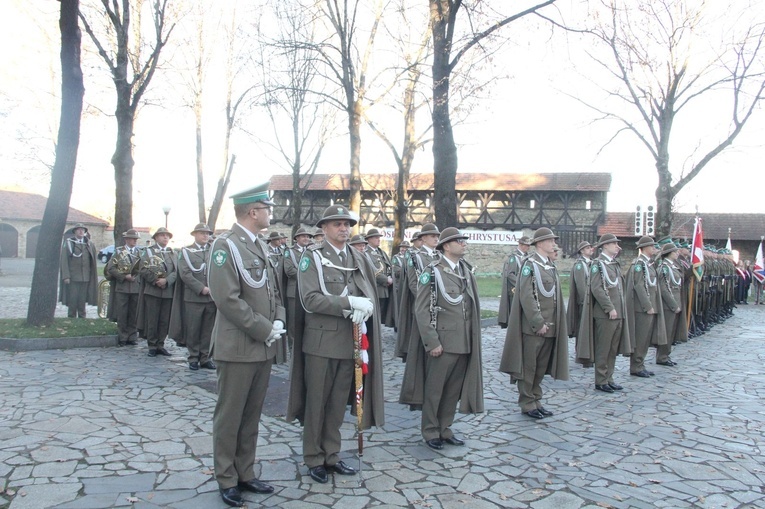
[{"x1": 339, "y1": 251, "x2": 346, "y2": 266}]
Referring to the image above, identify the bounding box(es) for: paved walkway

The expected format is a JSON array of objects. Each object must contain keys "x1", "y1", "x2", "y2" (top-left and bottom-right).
[{"x1": 1, "y1": 260, "x2": 765, "y2": 508}]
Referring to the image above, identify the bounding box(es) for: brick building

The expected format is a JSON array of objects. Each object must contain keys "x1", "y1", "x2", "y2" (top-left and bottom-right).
[{"x1": 0, "y1": 190, "x2": 110, "y2": 258}]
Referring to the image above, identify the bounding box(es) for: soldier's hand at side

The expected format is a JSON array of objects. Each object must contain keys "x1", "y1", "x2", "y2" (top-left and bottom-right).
[
  {"x1": 125, "y1": 275, "x2": 135, "y2": 282},
  {"x1": 608, "y1": 310, "x2": 618, "y2": 320},
  {"x1": 648, "y1": 308, "x2": 655, "y2": 315},
  {"x1": 387, "y1": 276, "x2": 393, "y2": 286},
  {"x1": 201, "y1": 287, "x2": 210, "y2": 296},
  {"x1": 429, "y1": 345, "x2": 443, "y2": 357},
  {"x1": 537, "y1": 324, "x2": 549, "y2": 336},
  {"x1": 156, "y1": 278, "x2": 167, "y2": 289},
  {"x1": 675, "y1": 307, "x2": 681, "y2": 314},
  {"x1": 63, "y1": 278, "x2": 70, "y2": 284}
]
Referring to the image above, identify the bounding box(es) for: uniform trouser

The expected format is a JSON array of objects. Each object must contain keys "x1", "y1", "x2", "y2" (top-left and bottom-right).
[
  {"x1": 594, "y1": 318, "x2": 622, "y2": 385},
  {"x1": 630, "y1": 313, "x2": 656, "y2": 373},
  {"x1": 422, "y1": 352, "x2": 468, "y2": 441},
  {"x1": 66, "y1": 281, "x2": 88, "y2": 318},
  {"x1": 302, "y1": 354, "x2": 354, "y2": 468},
  {"x1": 378, "y1": 296, "x2": 390, "y2": 326},
  {"x1": 144, "y1": 294, "x2": 172, "y2": 348},
  {"x1": 114, "y1": 292, "x2": 139, "y2": 343},
  {"x1": 184, "y1": 301, "x2": 216, "y2": 363},
  {"x1": 656, "y1": 310, "x2": 679, "y2": 363},
  {"x1": 213, "y1": 359, "x2": 272, "y2": 489},
  {"x1": 286, "y1": 296, "x2": 296, "y2": 351},
  {"x1": 518, "y1": 334, "x2": 554, "y2": 412}
]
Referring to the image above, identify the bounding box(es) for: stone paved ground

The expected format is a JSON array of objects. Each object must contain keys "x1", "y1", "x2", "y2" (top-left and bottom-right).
[{"x1": 1, "y1": 259, "x2": 765, "y2": 508}]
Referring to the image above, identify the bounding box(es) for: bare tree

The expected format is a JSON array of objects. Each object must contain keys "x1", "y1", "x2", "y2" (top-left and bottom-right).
[
  {"x1": 79, "y1": 0, "x2": 174, "y2": 245},
  {"x1": 574, "y1": 0, "x2": 765, "y2": 236},
  {"x1": 259, "y1": 1, "x2": 336, "y2": 238},
  {"x1": 300, "y1": 0, "x2": 385, "y2": 222},
  {"x1": 429, "y1": 0, "x2": 557, "y2": 228},
  {"x1": 27, "y1": 0, "x2": 85, "y2": 326},
  {"x1": 206, "y1": 1, "x2": 260, "y2": 232},
  {"x1": 365, "y1": 0, "x2": 432, "y2": 249}
]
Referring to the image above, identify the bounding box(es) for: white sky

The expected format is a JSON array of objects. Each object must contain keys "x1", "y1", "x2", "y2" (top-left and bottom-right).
[{"x1": 1, "y1": 0, "x2": 763, "y2": 246}]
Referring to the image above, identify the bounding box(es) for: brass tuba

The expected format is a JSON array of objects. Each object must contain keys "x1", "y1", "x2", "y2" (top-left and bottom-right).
[{"x1": 97, "y1": 279, "x2": 111, "y2": 318}]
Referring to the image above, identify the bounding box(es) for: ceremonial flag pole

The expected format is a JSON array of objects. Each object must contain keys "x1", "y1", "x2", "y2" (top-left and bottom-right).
[
  {"x1": 754, "y1": 236, "x2": 765, "y2": 284},
  {"x1": 353, "y1": 321, "x2": 369, "y2": 487},
  {"x1": 687, "y1": 217, "x2": 705, "y2": 330}
]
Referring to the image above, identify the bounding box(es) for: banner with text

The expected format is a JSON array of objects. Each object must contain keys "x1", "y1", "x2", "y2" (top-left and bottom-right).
[{"x1": 378, "y1": 228, "x2": 526, "y2": 245}]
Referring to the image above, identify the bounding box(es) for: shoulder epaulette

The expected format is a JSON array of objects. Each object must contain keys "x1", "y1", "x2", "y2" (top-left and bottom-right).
[{"x1": 307, "y1": 244, "x2": 322, "y2": 252}]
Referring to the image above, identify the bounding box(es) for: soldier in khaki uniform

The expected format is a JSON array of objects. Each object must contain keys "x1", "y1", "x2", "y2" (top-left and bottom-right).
[
  {"x1": 396, "y1": 225, "x2": 440, "y2": 361},
  {"x1": 106, "y1": 229, "x2": 142, "y2": 346},
  {"x1": 626, "y1": 236, "x2": 667, "y2": 378},
  {"x1": 498, "y1": 236, "x2": 531, "y2": 329},
  {"x1": 287, "y1": 205, "x2": 385, "y2": 485},
  {"x1": 566, "y1": 240, "x2": 593, "y2": 343},
  {"x1": 59, "y1": 223, "x2": 98, "y2": 318},
  {"x1": 208, "y1": 183, "x2": 285, "y2": 508},
  {"x1": 500, "y1": 228, "x2": 569, "y2": 419},
  {"x1": 365, "y1": 228, "x2": 394, "y2": 327},
  {"x1": 282, "y1": 227, "x2": 314, "y2": 352},
  {"x1": 586, "y1": 234, "x2": 630, "y2": 392},
  {"x1": 169, "y1": 223, "x2": 216, "y2": 371},
  {"x1": 656, "y1": 242, "x2": 687, "y2": 366},
  {"x1": 406, "y1": 227, "x2": 483, "y2": 449},
  {"x1": 138, "y1": 227, "x2": 177, "y2": 357}
]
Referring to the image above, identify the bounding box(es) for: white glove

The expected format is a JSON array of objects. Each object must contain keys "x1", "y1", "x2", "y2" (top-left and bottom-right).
[
  {"x1": 266, "y1": 320, "x2": 286, "y2": 346},
  {"x1": 350, "y1": 308, "x2": 366, "y2": 325},
  {"x1": 348, "y1": 296, "x2": 373, "y2": 314}
]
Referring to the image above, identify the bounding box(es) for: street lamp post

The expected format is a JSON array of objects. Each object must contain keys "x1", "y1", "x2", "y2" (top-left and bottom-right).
[{"x1": 162, "y1": 206, "x2": 171, "y2": 229}]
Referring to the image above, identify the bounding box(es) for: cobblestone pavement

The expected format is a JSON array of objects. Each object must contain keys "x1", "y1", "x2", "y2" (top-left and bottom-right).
[{"x1": 2, "y1": 259, "x2": 765, "y2": 508}]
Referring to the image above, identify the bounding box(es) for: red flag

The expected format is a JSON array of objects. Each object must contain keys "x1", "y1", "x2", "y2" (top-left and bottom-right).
[
  {"x1": 754, "y1": 239, "x2": 765, "y2": 284},
  {"x1": 691, "y1": 217, "x2": 704, "y2": 281}
]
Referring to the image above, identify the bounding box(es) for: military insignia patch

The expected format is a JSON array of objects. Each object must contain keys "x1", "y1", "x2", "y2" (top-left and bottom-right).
[
  {"x1": 635, "y1": 265, "x2": 642, "y2": 272},
  {"x1": 284, "y1": 250, "x2": 290, "y2": 258},
  {"x1": 509, "y1": 256, "x2": 516, "y2": 263},
  {"x1": 419, "y1": 272, "x2": 431, "y2": 285},
  {"x1": 576, "y1": 262, "x2": 582, "y2": 270},
  {"x1": 522, "y1": 265, "x2": 531, "y2": 277},
  {"x1": 591, "y1": 265, "x2": 599, "y2": 274},
  {"x1": 299, "y1": 257, "x2": 310, "y2": 272},
  {"x1": 337, "y1": 206, "x2": 343, "y2": 214},
  {"x1": 212, "y1": 249, "x2": 227, "y2": 267}
]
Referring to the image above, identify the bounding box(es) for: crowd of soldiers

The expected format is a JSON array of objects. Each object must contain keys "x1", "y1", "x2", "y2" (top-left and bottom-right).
[{"x1": 57, "y1": 180, "x2": 749, "y2": 508}]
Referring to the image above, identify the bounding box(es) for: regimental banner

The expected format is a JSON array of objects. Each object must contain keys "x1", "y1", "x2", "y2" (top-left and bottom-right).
[
  {"x1": 690, "y1": 217, "x2": 704, "y2": 282},
  {"x1": 378, "y1": 228, "x2": 526, "y2": 245}
]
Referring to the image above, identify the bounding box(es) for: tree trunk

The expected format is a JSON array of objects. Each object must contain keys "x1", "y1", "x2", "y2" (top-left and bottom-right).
[
  {"x1": 655, "y1": 158, "x2": 674, "y2": 239},
  {"x1": 207, "y1": 154, "x2": 235, "y2": 232},
  {"x1": 195, "y1": 95, "x2": 206, "y2": 223},
  {"x1": 112, "y1": 108, "x2": 135, "y2": 247},
  {"x1": 27, "y1": 0, "x2": 84, "y2": 326},
  {"x1": 430, "y1": 1, "x2": 458, "y2": 229},
  {"x1": 349, "y1": 98, "x2": 363, "y2": 228}
]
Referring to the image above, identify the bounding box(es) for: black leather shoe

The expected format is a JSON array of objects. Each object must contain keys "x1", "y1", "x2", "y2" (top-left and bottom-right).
[
  {"x1": 201, "y1": 360, "x2": 216, "y2": 370},
  {"x1": 238, "y1": 478, "x2": 274, "y2": 493},
  {"x1": 524, "y1": 409, "x2": 545, "y2": 419},
  {"x1": 308, "y1": 465, "x2": 328, "y2": 483},
  {"x1": 608, "y1": 383, "x2": 623, "y2": 391},
  {"x1": 630, "y1": 370, "x2": 650, "y2": 378},
  {"x1": 117, "y1": 342, "x2": 126, "y2": 347},
  {"x1": 147, "y1": 349, "x2": 157, "y2": 357},
  {"x1": 425, "y1": 438, "x2": 444, "y2": 450},
  {"x1": 537, "y1": 407, "x2": 553, "y2": 417},
  {"x1": 156, "y1": 347, "x2": 172, "y2": 356},
  {"x1": 125, "y1": 340, "x2": 137, "y2": 345},
  {"x1": 656, "y1": 360, "x2": 675, "y2": 367},
  {"x1": 220, "y1": 487, "x2": 244, "y2": 507},
  {"x1": 327, "y1": 460, "x2": 356, "y2": 475},
  {"x1": 648, "y1": 370, "x2": 655, "y2": 376},
  {"x1": 442, "y1": 436, "x2": 465, "y2": 446},
  {"x1": 595, "y1": 384, "x2": 614, "y2": 393},
  {"x1": 189, "y1": 362, "x2": 199, "y2": 371}
]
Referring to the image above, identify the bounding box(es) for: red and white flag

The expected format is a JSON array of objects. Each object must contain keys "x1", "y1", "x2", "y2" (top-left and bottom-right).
[
  {"x1": 691, "y1": 217, "x2": 704, "y2": 281},
  {"x1": 754, "y1": 239, "x2": 765, "y2": 284}
]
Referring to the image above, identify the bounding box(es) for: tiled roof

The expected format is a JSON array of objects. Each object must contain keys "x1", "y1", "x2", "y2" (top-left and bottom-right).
[
  {"x1": 598, "y1": 212, "x2": 765, "y2": 241},
  {"x1": 270, "y1": 172, "x2": 611, "y2": 192},
  {"x1": 0, "y1": 190, "x2": 108, "y2": 225}
]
